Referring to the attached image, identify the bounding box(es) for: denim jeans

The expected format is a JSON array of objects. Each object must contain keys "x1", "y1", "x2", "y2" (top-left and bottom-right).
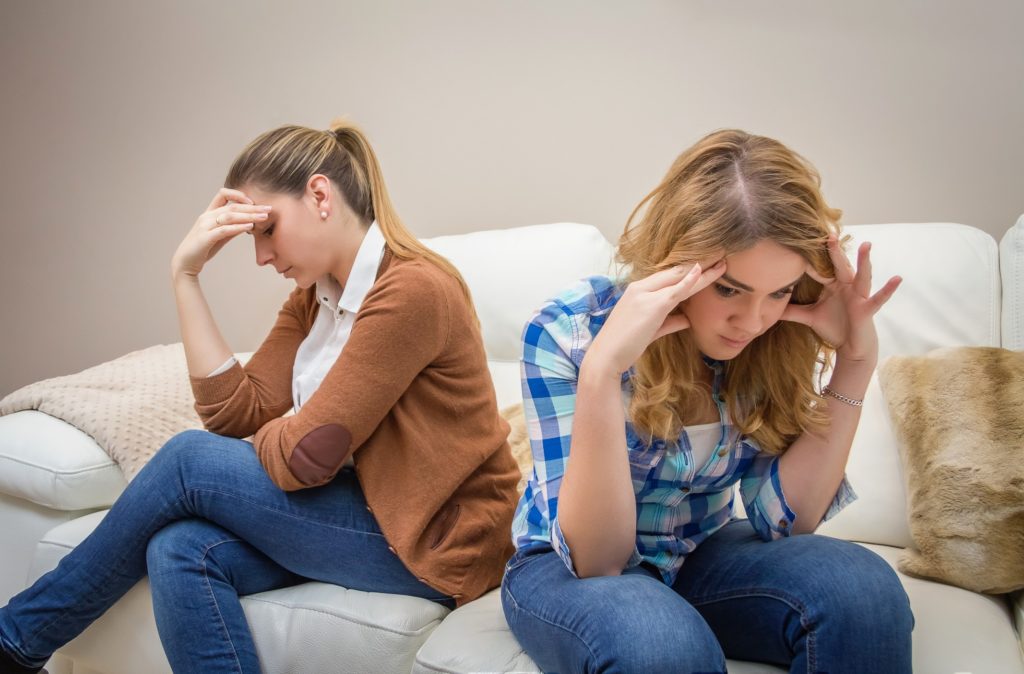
[
  {"x1": 501, "y1": 518, "x2": 914, "y2": 674},
  {"x1": 0, "y1": 430, "x2": 453, "y2": 673}
]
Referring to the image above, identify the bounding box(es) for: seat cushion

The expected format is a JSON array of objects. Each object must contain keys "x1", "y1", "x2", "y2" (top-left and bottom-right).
[
  {"x1": 0, "y1": 411, "x2": 125, "y2": 510},
  {"x1": 32, "y1": 511, "x2": 451, "y2": 674},
  {"x1": 413, "y1": 542, "x2": 1023, "y2": 674}
]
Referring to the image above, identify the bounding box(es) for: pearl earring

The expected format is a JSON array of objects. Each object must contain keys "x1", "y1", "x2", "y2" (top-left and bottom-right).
[{"x1": 320, "y1": 211, "x2": 328, "y2": 219}]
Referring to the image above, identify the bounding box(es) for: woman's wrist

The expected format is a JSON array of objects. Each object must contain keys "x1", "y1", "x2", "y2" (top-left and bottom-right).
[
  {"x1": 171, "y1": 266, "x2": 201, "y2": 286},
  {"x1": 826, "y1": 354, "x2": 877, "y2": 402},
  {"x1": 579, "y1": 351, "x2": 624, "y2": 385}
]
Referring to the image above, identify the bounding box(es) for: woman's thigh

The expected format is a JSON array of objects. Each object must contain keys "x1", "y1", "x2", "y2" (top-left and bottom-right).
[
  {"x1": 501, "y1": 548, "x2": 727, "y2": 674},
  {"x1": 149, "y1": 430, "x2": 451, "y2": 603},
  {"x1": 671, "y1": 518, "x2": 914, "y2": 674}
]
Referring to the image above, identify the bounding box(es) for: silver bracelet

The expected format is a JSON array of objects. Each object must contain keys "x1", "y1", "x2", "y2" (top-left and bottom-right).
[{"x1": 822, "y1": 386, "x2": 864, "y2": 407}]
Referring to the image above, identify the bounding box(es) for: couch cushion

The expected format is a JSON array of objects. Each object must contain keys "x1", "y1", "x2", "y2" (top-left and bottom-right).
[
  {"x1": 423, "y1": 223, "x2": 615, "y2": 364},
  {"x1": 244, "y1": 582, "x2": 447, "y2": 674},
  {"x1": 843, "y1": 223, "x2": 1001, "y2": 359},
  {"x1": 32, "y1": 511, "x2": 450, "y2": 674},
  {"x1": 0, "y1": 411, "x2": 125, "y2": 510},
  {"x1": 813, "y1": 373, "x2": 913, "y2": 548},
  {"x1": 801, "y1": 223, "x2": 999, "y2": 549},
  {"x1": 488, "y1": 360, "x2": 522, "y2": 411},
  {"x1": 1002, "y1": 214, "x2": 1024, "y2": 350},
  {"x1": 1013, "y1": 589, "x2": 1024, "y2": 659},
  {"x1": 413, "y1": 541, "x2": 1023, "y2": 674}
]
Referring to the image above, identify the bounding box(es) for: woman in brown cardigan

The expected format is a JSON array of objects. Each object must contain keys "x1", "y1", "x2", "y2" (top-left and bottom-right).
[{"x1": 0, "y1": 120, "x2": 520, "y2": 674}]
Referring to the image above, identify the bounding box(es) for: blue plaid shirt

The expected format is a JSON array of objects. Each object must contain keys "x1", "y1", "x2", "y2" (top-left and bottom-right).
[{"x1": 511, "y1": 276, "x2": 857, "y2": 583}]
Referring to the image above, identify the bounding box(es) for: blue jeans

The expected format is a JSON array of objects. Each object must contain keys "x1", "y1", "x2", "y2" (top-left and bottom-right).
[
  {"x1": 502, "y1": 519, "x2": 914, "y2": 674},
  {"x1": 0, "y1": 430, "x2": 453, "y2": 673}
]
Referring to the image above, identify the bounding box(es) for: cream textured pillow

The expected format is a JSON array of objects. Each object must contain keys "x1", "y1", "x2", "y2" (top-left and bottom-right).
[
  {"x1": 878, "y1": 346, "x2": 1024, "y2": 594},
  {"x1": 500, "y1": 403, "x2": 531, "y2": 495}
]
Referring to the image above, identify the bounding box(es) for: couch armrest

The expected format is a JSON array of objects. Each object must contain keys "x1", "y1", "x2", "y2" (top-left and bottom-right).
[
  {"x1": 0, "y1": 411, "x2": 126, "y2": 510},
  {"x1": 1002, "y1": 214, "x2": 1024, "y2": 350},
  {"x1": 1012, "y1": 589, "x2": 1024, "y2": 662}
]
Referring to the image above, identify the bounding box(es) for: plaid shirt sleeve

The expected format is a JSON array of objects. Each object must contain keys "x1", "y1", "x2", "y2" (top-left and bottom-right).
[
  {"x1": 521, "y1": 299, "x2": 586, "y2": 577},
  {"x1": 740, "y1": 450, "x2": 858, "y2": 540}
]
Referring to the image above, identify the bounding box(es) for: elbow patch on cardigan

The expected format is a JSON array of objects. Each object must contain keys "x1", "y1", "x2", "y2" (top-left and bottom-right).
[{"x1": 288, "y1": 424, "x2": 353, "y2": 485}]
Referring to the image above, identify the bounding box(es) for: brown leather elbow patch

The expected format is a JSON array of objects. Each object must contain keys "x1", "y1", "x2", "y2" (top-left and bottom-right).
[{"x1": 288, "y1": 424, "x2": 352, "y2": 485}]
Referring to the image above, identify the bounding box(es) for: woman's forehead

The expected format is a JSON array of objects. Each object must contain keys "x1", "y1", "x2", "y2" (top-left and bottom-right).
[
  {"x1": 722, "y1": 240, "x2": 808, "y2": 290},
  {"x1": 239, "y1": 185, "x2": 297, "y2": 208}
]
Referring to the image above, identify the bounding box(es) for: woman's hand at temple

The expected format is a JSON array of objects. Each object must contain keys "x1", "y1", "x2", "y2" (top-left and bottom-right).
[
  {"x1": 587, "y1": 261, "x2": 726, "y2": 376},
  {"x1": 781, "y1": 237, "x2": 902, "y2": 365},
  {"x1": 171, "y1": 188, "x2": 271, "y2": 279}
]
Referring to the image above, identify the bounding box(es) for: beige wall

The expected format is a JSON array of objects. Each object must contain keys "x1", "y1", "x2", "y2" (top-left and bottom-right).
[{"x1": 1, "y1": 0, "x2": 1022, "y2": 397}]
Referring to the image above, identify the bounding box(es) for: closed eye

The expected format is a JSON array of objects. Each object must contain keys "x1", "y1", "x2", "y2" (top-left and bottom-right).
[
  {"x1": 714, "y1": 283, "x2": 739, "y2": 298},
  {"x1": 262, "y1": 224, "x2": 275, "y2": 237},
  {"x1": 714, "y1": 283, "x2": 795, "y2": 300}
]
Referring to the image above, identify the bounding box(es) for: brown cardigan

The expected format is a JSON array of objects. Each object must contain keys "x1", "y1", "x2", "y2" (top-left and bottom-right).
[{"x1": 189, "y1": 249, "x2": 519, "y2": 605}]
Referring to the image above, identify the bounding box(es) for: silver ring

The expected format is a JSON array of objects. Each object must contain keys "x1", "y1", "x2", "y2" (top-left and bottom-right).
[{"x1": 216, "y1": 214, "x2": 225, "y2": 225}]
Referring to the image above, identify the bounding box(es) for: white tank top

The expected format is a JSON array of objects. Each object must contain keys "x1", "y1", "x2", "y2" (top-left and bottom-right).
[{"x1": 685, "y1": 421, "x2": 722, "y2": 472}]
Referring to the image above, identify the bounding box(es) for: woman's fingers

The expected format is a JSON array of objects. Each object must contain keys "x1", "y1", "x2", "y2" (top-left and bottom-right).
[
  {"x1": 828, "y1": 235, "x2": 856, "y2": 284},
  {"x1": 207, "y1": 187, "x2": 254, "y2": 211},
  {"x1": 679, "y1": 259, "x2": 726, "y2": 299},
  {"x1": 779, "y1": 302, "x2": 814, "y2": 327},
  {"x1": 209, "y1": 204, "x2": 271, "y2": 229},
  {"x1": 804, "y1": 265, "x2": 833, "y2": 285},
  {"x1": 853, "y1": 242, "x2": 873, "y2": 297},
  {"x1": 653, "y1": 311, "x2": 691, "y2": 340},
  {"x1": 867, "y1": 276, "x2": 902, "y2": 313},
  {"x1": 211, "y1": 222, "x2": 255, "y2": 238},
  {"x1": 632, "y1": 263, "x2": 701, "y2": 293}
]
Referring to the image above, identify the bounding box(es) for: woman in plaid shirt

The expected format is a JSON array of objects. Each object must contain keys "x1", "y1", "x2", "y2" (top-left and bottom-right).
[{"x1": 502, "y1": 129, "x2": 913, "y2": 673}]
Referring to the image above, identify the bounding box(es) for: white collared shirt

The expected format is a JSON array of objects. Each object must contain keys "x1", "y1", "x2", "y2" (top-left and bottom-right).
[
  {"x1": 208, "y1": 221, "x2": 387, "y2": 418},
  {"x1": 292, "y1": 221, "x2": 386, "y2": 411}
]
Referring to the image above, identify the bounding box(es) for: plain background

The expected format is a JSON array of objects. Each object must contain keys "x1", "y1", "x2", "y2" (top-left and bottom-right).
[{"x1": 1, "y1": 0, "x2": 1022, "y2": 397}]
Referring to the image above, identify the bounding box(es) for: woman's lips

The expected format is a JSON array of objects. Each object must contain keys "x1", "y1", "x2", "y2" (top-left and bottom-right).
[{"x1": 720, "y1": 335, "x2": 751, "y2": 348}]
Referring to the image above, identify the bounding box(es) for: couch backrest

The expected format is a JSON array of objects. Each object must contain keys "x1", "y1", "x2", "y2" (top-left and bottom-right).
[
  {"x1": 844, "y1": 223, "x2": 1001, "y2": 359},
  {"x1": 1001, "y1": 214, "x2": 1024, "y2": 350},
  {"x1": 423, "y1": 223, "x2": 615, "y2": 409},
  {"x1": 428, "y1": 220, "x2": 1007, "y2": 550}
]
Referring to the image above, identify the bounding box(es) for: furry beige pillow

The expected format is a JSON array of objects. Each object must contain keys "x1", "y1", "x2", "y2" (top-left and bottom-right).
[
  {"x1": 878, "y1": 346, "x2": 1024, "y2": 594},
  {"x1": 500, "y1": 403, "x2": 532, "y2": 495}
]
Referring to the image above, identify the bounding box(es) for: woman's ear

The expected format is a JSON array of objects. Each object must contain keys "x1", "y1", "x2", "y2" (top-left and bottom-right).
[{"x1": 307, "y1": 174, "x2": 332, "y2": 215}]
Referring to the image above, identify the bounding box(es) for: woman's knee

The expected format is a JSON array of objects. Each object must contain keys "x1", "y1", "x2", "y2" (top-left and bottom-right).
[
  {"x1": 503, "y1": 572, "x2": 726, "y2": 673},
  {"x1": 146, "y1": 519, "x2": 232, "y2": 577},
  {"x1": 147, "y1": 430, "x2": 254, "y2": 479},
  {"x1": 833, "y1": 544, "x2": 913, "y2": 632},
  {"x1": 797, "y1": 538, "x2": 914, "y2": 635}
]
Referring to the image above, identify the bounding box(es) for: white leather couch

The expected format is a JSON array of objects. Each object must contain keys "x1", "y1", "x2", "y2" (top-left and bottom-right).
[{"x1": 1, "y1": 219, "x2": 1022, "y2": 674}]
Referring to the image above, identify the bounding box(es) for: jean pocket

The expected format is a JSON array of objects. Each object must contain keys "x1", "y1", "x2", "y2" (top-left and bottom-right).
[{"x1": 504, "y1": 546, "x2": 547, "y2": 576}]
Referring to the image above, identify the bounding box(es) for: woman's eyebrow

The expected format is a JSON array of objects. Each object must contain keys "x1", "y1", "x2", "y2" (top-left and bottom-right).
[{"x1": 720, "y1": 273, "x2": 803, "y2": 293}]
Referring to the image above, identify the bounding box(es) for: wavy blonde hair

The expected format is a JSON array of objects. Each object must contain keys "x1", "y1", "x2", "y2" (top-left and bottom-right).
[
  {"x1": 618, "y1": 129, "x2": 845, "y2": 455},
  {"x1": 223, "y1": 118, "x2": 474, "y2": 307}
]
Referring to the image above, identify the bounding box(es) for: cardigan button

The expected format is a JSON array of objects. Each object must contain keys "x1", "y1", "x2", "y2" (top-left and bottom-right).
[
  {"x1": 778, "y1": 519, "x2": 789, "y2": 529},
  {"x1": 717, "y1": 448, "x2": 728, "y2": 457}
]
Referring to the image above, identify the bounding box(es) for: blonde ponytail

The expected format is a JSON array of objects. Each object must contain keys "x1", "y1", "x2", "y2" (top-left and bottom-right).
[{"x1": 327, "y1": 119, "x2": 475, "y2": 308}]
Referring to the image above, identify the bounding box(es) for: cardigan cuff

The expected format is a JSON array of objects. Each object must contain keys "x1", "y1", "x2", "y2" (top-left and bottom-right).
[{"x1": 189, "y1": 360, "x2": 246, "y2": 406}]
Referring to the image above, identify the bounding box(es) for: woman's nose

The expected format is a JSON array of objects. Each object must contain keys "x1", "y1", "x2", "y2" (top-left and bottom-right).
[
  {"x1": 254, "y1": 238, "x2": 274, "y2": 266},
  {"x1": 732, "y1": 303, "x2": 764, "y2": 335}
]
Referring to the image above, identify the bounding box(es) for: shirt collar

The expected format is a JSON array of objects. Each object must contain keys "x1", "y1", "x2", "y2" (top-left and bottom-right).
[{"x1": 314, "y1": 221, "x2": 386, "y2": 314}]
